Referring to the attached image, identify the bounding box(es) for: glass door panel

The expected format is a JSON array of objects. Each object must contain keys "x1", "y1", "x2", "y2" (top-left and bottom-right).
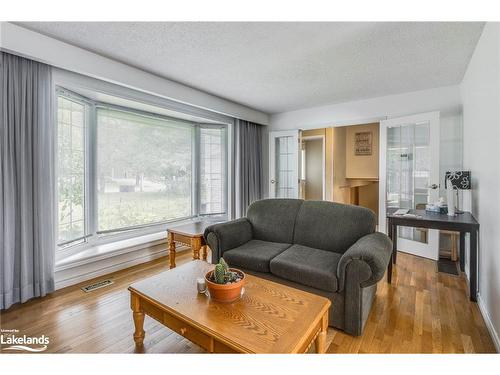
[
  {"x1": 269, "y1": 131, "x2": 299, "y2": 198},
  {"x1": 379, "y1": 112, "x2": 440, "y2": 260},
  {"x1": 387, "y1": 122, "x2": 432, "y2": 244}
]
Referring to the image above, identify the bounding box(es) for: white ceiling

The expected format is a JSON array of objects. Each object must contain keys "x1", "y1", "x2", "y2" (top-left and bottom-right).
[{"x1": 16, "y1": 22, "x2": 484, "y2": 114}]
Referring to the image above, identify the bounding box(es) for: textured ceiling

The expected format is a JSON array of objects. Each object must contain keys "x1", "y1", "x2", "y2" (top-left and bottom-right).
[{"x1": 16, "y1": 22, "x2": 484, "y2": 114}]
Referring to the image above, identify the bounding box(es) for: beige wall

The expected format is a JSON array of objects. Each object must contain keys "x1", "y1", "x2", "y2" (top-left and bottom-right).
[
  {"x1": 332, "y1": 127, "x2": 349, "y2": 204},
  {"x1": 325, "y1": 128, "x2": 334, "y2": 201},
  {"x1": 302, "y1": 128, "x2": 334, "y2": 201},
  {"x1": 345, "y1": 123, "x2": 379, "y2": 179},
  {"x1": 302, "y1": 129, "x2": 325, "y2": 137},
  {"x1": 359, "y1": 182, "x2": 379, "y2": 217}
]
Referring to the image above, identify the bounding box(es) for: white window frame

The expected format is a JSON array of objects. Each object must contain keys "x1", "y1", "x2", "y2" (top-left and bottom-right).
[
  {"x1": 198, "y1": 124, "x2": 229, "y2": 217},
  {"x1": 55, "y1": 87, "x2": 230, "y2": 255},
  {"x1": 56, "y1": 88, "x2": 93, "y2": 248}
]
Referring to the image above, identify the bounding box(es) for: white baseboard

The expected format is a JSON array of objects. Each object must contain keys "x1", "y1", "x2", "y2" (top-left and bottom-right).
[
  {"x1": 54, "y1": 245, "x2": 188, "y2": 290},
  {"x1": 477, "y1": 293, "x2": 500, "y2": 352}
]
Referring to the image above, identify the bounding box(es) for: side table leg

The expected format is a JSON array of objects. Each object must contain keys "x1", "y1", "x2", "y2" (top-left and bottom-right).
[
  {"x1": 131, "y1": 294, "x2": 145, "y2": 350},
  {"x1": 191, "y1": 237, "x2": 201, "y2": 260},
  {"x1": 315, "y1": 311, "x2": 328, "y2": 354},
  {"x1": 201, "y1": 245, "x2": 208, "y2": 261},
  {"x1": 168, "y1": 233, "x2": 176, "y2": 269}
]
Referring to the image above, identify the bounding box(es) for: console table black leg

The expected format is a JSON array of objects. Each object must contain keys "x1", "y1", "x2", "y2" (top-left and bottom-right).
[
  {"x1": 470, "y1": 230, "x2": 478, "y2": 302},
  {"x1": 387, "y1": 219, "x2": 393, "y2": 283},
  {"x1": 392, "y1": 224, "x2": 398, "y2": 264},
  {"x1": 387, "y1": 258, "x2": 393, "y2": 283},
  {"x1": 459, "y1": 232, "x2": 465, "y2": 272}
]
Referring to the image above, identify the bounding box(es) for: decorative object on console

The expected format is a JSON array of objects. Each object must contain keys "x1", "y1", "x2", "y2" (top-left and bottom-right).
[
  {"x1": 205, "y1": 258, "x2": 245, "y2": 303},
  {"x1": 445, "y1": 171, "x2": 471, "y2": 213}
]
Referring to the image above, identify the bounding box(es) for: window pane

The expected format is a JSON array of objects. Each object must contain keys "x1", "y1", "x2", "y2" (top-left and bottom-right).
[
  {"x1": 97, "y1": 108, "x2": 193, "y2": 231},
  {"x1": 57, "y1": 96, "x2": 86, "y2": 244},
  {"x1": 200, "y1": 128, "x2": 225, "y2": 214}
]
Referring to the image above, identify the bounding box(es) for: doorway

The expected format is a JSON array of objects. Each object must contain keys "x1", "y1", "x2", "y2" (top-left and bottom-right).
[
  {"x1": 301, "y1": 135, "x2": 325, "y2": 200},
  {"x1": 330, "y1": 123, "x2": 380, "y2": 219}
]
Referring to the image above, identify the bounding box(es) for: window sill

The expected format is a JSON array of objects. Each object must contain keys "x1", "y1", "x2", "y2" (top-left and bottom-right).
[{"x1": 55, "y1": 231, "x2": 167, "y2": 271}]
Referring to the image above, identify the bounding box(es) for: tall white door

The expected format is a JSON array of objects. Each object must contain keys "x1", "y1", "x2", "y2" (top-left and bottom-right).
[
  {"x1": 269, "y1": 130, "x2": 300, "y2": 198},
  {"x1": 379, "y1": 112, "x2": 440, "y2": 260}
]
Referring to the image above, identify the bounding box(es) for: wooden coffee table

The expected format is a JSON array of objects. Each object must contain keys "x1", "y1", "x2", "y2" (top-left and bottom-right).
[
  {"x1": 128, "y1": 261, "x2": 331, "y2": 353},
  {"x1": 167, "y1": 222, "x2": 214, "y2": 269}
]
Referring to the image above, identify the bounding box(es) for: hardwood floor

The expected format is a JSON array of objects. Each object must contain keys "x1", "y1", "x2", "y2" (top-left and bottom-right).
[
  {"x1": 328, "y1": 253, "x2": 496, "y2": 353},
  {"x1": 0, "y1": 248, "x2": 496, "y2": 353}
]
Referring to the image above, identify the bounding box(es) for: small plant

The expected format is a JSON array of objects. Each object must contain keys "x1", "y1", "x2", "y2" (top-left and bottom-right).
[
  {"x1": 210, "y1": 258, "x2": 243, "y2": 285},
  {"x1": 214, "y1": 263, "x2": 225, "y2": 284},
  {"x1": 220, "y1": 258, "x2": 229, "y2": 273}
]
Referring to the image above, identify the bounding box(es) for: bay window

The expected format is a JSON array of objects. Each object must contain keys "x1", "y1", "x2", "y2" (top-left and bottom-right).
[
  {"x1": 57, "y1": 95, "x2": 87, "y2": 245},
  {"x1": 97, "y1": 108, "x2": 194, "y2": 232},
  {"x1": 56, "y1": 88, "x2": 228, "y2": 249},
  {"x1": 199, "y1": 127, "x2": 226, "y2": 215}
]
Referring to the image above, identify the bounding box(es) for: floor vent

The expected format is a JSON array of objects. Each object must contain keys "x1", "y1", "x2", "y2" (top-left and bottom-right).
[{"x1": 81, "y1": 279, "x2": 114, "y2": 293}]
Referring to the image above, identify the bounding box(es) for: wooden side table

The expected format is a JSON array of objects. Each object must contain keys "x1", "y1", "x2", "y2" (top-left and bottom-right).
[{"x1": 167, "y1": 222, "x2": 213, "y2": 269}]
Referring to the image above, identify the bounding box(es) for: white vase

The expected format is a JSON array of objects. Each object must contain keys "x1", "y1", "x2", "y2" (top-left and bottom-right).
[{"x1": 446, "y1": 181, "x2": 455, "y2": 216}]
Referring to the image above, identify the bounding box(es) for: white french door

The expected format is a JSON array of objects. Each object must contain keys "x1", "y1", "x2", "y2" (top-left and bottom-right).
[
  {"x1": 379, "y1": 112, "x2": 440, "y2": 260},
  {"x1": 269, "y1": 130, "x2": 300, "y2": 198}
]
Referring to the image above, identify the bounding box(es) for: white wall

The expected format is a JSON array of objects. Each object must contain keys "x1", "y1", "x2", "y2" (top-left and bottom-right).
[
  {"x1": 0, "y1": 22, "x2": 269, "y2": 125},
  {"x1": 439, "y1": 114, "x2": 463, "y2": 198},
  {"x1": 460, "y1": 22, "x2": 500, "y2": 351},
  {"x1": 270, "y1": 85, "x2": 462, "y2": 131}
]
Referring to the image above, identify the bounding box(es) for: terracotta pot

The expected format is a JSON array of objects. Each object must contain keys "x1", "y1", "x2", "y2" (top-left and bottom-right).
[{"x1": 205, "y1": 268, "x2": 245, "y2": 303}]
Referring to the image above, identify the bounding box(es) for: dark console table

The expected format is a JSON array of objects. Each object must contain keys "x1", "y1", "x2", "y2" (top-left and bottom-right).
[{"x1": 386, "y1": 209, "x2": 479, "y2": 301}]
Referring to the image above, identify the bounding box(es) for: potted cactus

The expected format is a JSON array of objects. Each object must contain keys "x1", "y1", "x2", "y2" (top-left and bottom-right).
[{"x1": 205, "y1": 258, "x2": 245, "y2": 303}]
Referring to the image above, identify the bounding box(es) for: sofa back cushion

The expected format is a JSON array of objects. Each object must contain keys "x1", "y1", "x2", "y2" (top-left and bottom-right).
[
  {"x1": 292, "y1": 201, "x2": 376, "y2": 253},
  {"x1": 247, "y1": 199, "x2": 303, "y2": 243}
]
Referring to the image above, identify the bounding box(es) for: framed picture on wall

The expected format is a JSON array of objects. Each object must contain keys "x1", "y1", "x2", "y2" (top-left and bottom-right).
[{"x1": 355, "y1": 131, "x2": 372, "y2": 155}]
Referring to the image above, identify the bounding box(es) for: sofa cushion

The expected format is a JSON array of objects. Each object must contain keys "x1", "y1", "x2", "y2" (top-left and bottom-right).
[
  {"x1": 293, "y1": 200, "x2": 376, "y2": 254},
  {"x1": 246, "y1": 199, "x2": 303, "y2": 243},
  {"x1": 269, "y1": 244, "x2": 342, "y2": 292},
  {"x1": 223, "y1": 240, "x2": 292, "y2": 273}
]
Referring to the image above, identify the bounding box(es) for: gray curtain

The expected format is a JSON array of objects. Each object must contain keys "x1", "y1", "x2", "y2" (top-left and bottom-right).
[
  {"x1": 235, "y1": 119, "x2": 263, "y2": 218},
  {"x1": 1, "y1": 52, "x2": 56, "y2": 310}
]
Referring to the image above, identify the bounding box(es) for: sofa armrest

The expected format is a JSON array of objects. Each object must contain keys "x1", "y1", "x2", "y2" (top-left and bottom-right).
[
  {"x1": 337, "y1": 232, "x2": 392, "y2": 291},
  {"x1": 204, "y1": 218, "x2": 253, "y2": 263}
]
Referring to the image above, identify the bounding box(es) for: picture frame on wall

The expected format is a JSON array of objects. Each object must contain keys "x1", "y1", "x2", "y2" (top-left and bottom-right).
[{"x1": 355, "y1": 131, "x2": 372, "y2": 155}]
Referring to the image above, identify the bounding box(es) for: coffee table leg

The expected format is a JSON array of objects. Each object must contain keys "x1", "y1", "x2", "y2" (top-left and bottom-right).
[
  {"x1": 131, "y1": 294, "x2": 145, "y2": 349},
  {"x1": 168, "y1": 233, "x2": 176, "y2": 269},
  {"x1": 315, "y1": 311, "x2": 328, "y2": 353},
  {"x1": 191, "y1": 237, "x2": 201, "y2": 260}
]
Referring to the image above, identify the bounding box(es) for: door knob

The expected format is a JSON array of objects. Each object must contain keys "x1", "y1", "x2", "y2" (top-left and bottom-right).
[{"x1": 271, "y1": 179, "x2": 276, "y2": 184}]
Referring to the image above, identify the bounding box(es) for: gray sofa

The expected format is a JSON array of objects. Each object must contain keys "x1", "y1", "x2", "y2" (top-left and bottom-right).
[{"x1": 204, "y1": 199, "x2": 392, "y2": 336}]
